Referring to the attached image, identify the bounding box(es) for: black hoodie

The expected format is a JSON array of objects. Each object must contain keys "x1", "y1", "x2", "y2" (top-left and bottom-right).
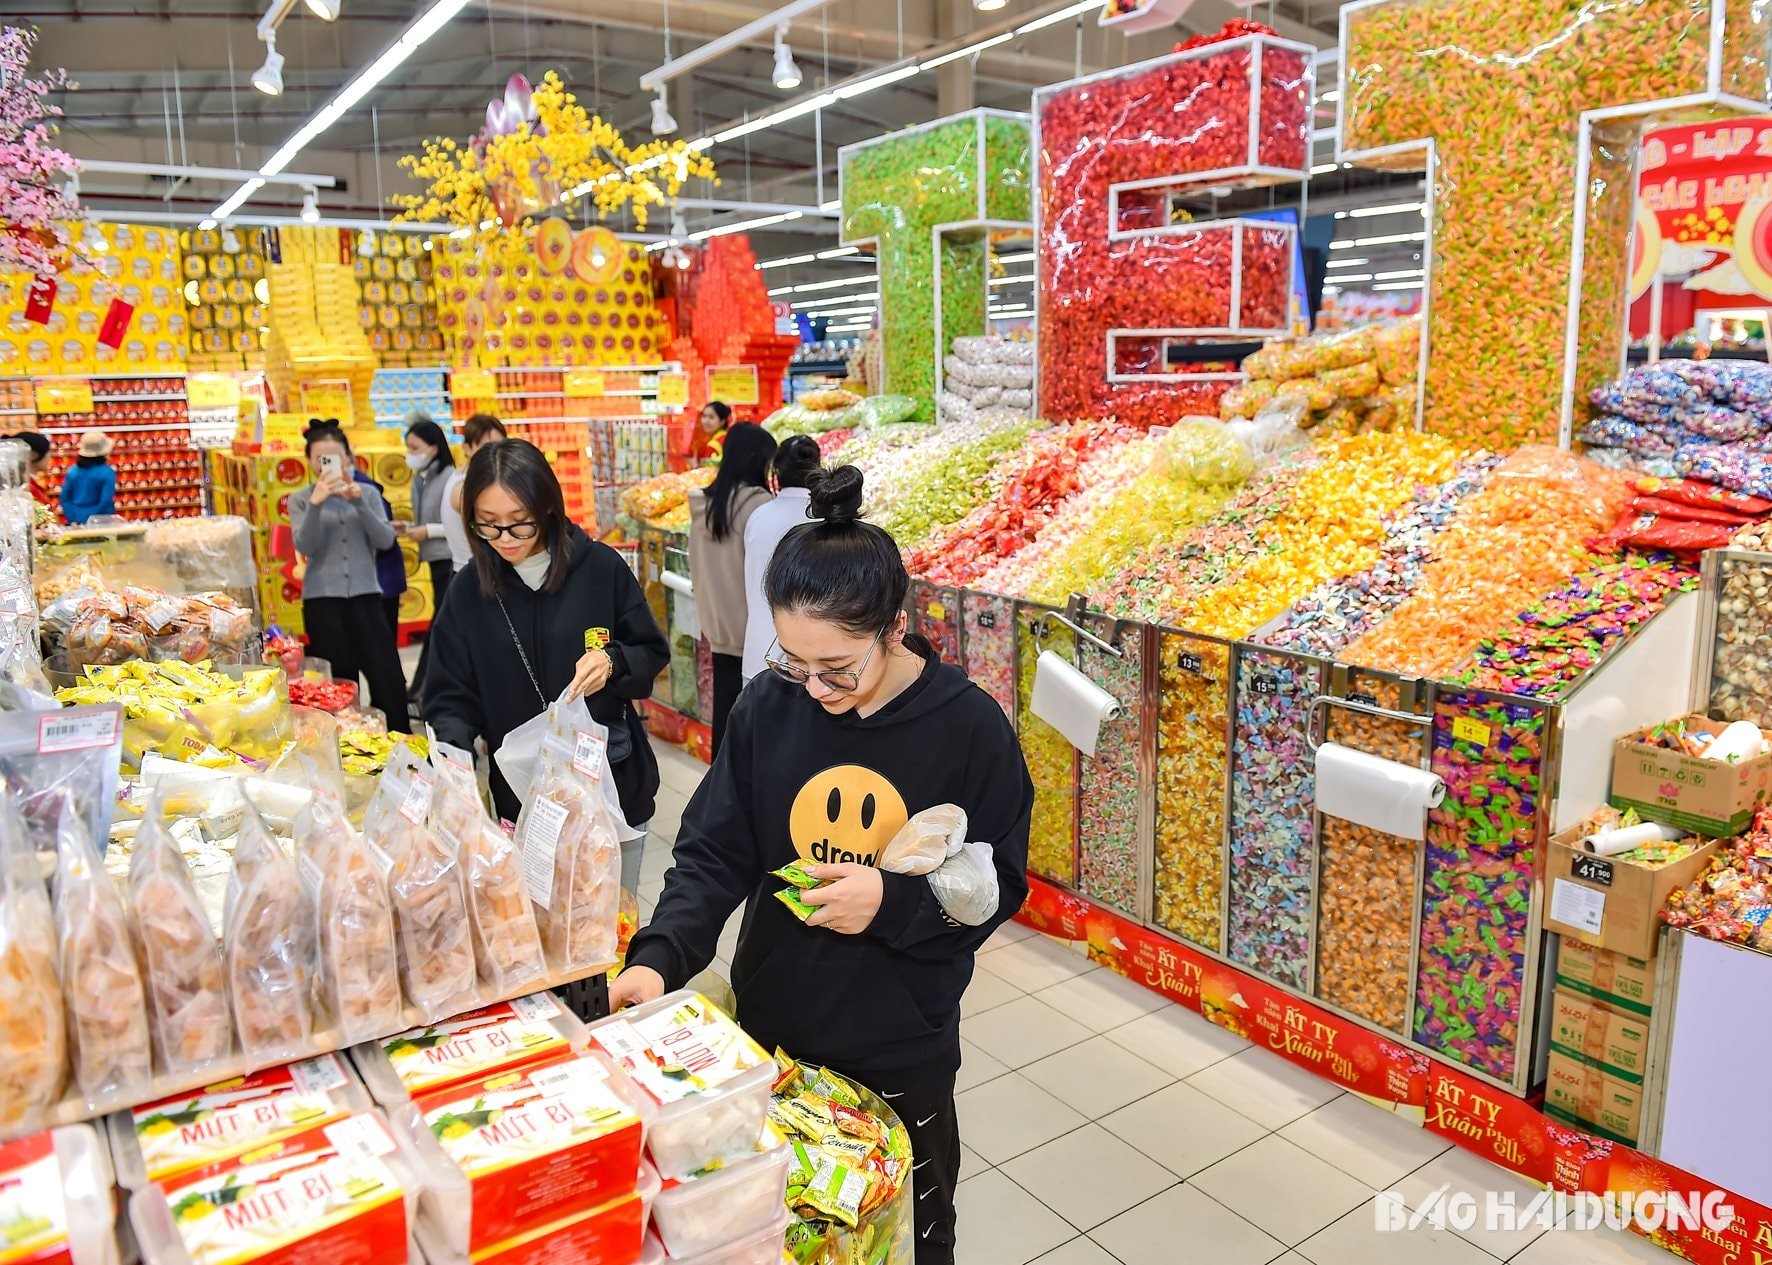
[
  {"x1": 424, "y1": 525, "x2": 670, "y2": 824},
  {"x1": 626, "y1": 651, "x2": 1033, "y2": 1087}
]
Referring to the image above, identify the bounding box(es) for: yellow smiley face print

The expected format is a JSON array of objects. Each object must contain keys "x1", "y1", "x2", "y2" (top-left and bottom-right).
[{"x1": 788, "y1": 764, "x2": 909, "y2": 868}]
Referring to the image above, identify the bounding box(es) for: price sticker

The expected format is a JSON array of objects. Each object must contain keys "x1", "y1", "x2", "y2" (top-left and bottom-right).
[
  {"x1": 705, "y1": 364, "x2": 759, "y2": 406},
  {"x1": 1451, "y1": 717, "x2": 1492, "y2": 747},
  {"x1": 571, "y1": 730, "x2": 606, "y2": 780},
  {"x1": 38, "y1": 709, "x2": 120, "y2": 754},
  {"x1": 1177, "y1": 651, "x2": 1203, "y2": 675},
  {"x1": 564, "y1": 368, "x2": 606, "y2": 398},
  {"x1": 927, "y1": 601, "x2": 947, "y2": 622},
  {"x1": 324, "y1": 1115, "x2": 398, "y2": 1163},
  {"x1": 453, "y1": 369, "x2": 496, "y2": 399},
  {"x1": 399, "y1": 771, "x2": 435, "y2": 825},
  {"x1": 36, "y1": 381, "x2": 93, "y2": 414},
  {"x1": 1251, "y1": 675, "x2": 1280, "y2": 697},
  {"x1": 656, "y1": 373, "x2": 689, "y2": 409}
]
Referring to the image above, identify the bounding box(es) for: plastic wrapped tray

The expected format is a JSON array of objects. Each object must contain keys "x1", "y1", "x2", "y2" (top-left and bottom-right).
[
  {"x1": 640, "y1": 1211, "x2": 791, "y2": 1265},
  {"x1": 411, "y1": 1163, "x2": 659, "y2": 1265},
  {"x1": 351, "y1": 992, "x2": 587, "y2": 1107},
  {"x1": 0, "y1": 1124, "x2": 118, "y2": 1265},
  {"x1": 652, "y1": 1134, "x2": 791, "y2": 1259}
]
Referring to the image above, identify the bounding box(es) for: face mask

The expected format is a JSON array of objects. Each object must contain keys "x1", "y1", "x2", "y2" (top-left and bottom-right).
[{"x1": 405, "y1": 451, "x2": 430, "y2": 471}]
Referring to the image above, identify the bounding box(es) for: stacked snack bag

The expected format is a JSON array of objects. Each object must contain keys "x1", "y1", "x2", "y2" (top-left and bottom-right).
[
  {"x1": 1220, "y1": 316, "x2": 1421, "y2": 433},
  {"x1": 938, "y1": 334, "x2": 1035, "y2": 425}
]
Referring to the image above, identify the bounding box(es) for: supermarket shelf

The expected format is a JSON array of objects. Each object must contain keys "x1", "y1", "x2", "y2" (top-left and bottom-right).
[
  {"x1": 89, "y1": 393, "x2": 188, "y2": 403},
  {"x1": 39, "y1": 422, "x2": 191, "y2": 434},
  {"x1": 788, "y1": 360, "x2": 849, "y2": 375},
  {"x1": 6, "y1": 957, "x2": 616, "y2": 1143},
  {"x1": 0, "y1": 409, "x2": 36, "y2": 417},
  {"x1": 33, "y1": 372, "x2": 187, "y2": 380},
  {"x1": 1626, "y1": 345, "x2": 1770, "y2": 363}
]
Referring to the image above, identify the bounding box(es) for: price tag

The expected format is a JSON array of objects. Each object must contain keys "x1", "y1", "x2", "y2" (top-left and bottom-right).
[
  {"x1": 36, "y1": 381, "x2": 93, "y2": 414},
  {"x1": 454, "y1": 369, "x2": 496, "y2": 399},
  {"x1": 187, "y1": 374, "x2": 240, "y2": 411},
  {"x1": 398, "y1": 771, "x2": 435, "y2": 825},
  {"x1": 324, "y1": 1115, "x2": 398, "y2": 1162},
  {"x1": 1451, "y1": 717, "x2": 1491, "y2": 747},
  {"x1": 1251, "y1": 675, "x2": 1279, "y2": 697},
  {"x1": 564, "y1": 368, "x2": 606, "y2": 398},
  {"x1": 977, "y1": 610, "x2": 996, "y2": 629},
  {"x1": 38, "y1": 708, "x2": 119, "y2": 754},
  {"x1": 1177, "y1": 651, "x2": 1203, "y2": 674},
  {"x1": 705, "y1": 364, "x2": 759, "y2": 406},
  {"x1": 1550, "y1": 877, "x2": 1607, "y2": 935},
  {"x1": 656, "y1": 373, "x2": 689, "y2": 409},
  {"x1": 927, "y1": 601, "x2": 947, "y2": 622},
  {"x1": 1347, "y1": 691, "x2": 1378, "y2": 707},
  {"x1": 509, "y1": 993, "x2": 562, "y2": 1022},
  {"x1": 289, "y1": 1054, "x2": 351, "y2": 1095},
  {"x1": 300, "y1": 381, "x2": 353, "y2": 425},
  {"x1": 522, "y1": 797, "x2": 571, "y2": 908},
  {"x1": 571, "y1": 730, "x2": 606, "y2": 780},
  {"x1": 1571, "y1": 854, "x2": 1615, "y2": 887},
  {"x1": 527, "y1": 1058, "x2": 607, "y2": 1096}
]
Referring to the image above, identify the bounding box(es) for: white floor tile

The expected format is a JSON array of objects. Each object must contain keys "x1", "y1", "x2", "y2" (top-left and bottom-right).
[
  {"x1": 962, "y1": 959, "x2": 1026, "y2": 1018},
  {"x1": 957, "y1": 1073, "x2": 1088, "y2": 1166},
  {"x1": 983, "y1": 935, "x2": 1099, "y2": 993},
  {"x1": 637, "y1": 876, "x2": 665, "y2": 904},
  {"x1": 1020, "y1": 1036, "x2": 1174, "y2": 1119},
  {"x1": 1512, "y1": 1224, "x2": 1674, "y2": 1265},
  {"x1": 956, "y1": 1040, "x2": 1010, "y2": 1093},
  {"x1": 1098, "y1": 1081, "x2": 1268, "y2": 1179},
  {"x1": 981, "y1": 920, "x2": 1040, "y2": 953},
  {"x1": 954, "y1": 1170, "x2": 1077, "y2": 1265},
  {"x1": 1279, "y1": 1095, "x2": 1451, "y2": 1190},
  {"x1": 1034, "y1": 968, "x2": 1169, "y2": 1033},
  {"x1": 1103, "y1": 1004, "x2": 1251, "y2": 1079},
  {"x1": 963, "y1": 995, "x2": 1093, "y2": 1070},
  {"x1": 1295, "y1": 1200, "x2": 1497, "y2": 1265},
  {"x1": 1028, "y1": 1238, "x2": 1123, "y2": 1265},
  {"x1": 1391, "y1": 1149, "x2": 1549, "y2": 1261},
  {"x1": 960, "y1": 1143, "x2": 988, "y2": 1182},
  {"x1": 1093, "y1": 1184, "x2": 1288, "y2": 1265},
  {"x1": 1190, "y1": 1135, "x2": 1374, "y2": 1246},
  {"x1": 1185, "y1": 1046, "x2": 1343, "y2": 1131},
  {"x1": 1002, "y1": 1123, "x2": 1179, "y2": 1231}
]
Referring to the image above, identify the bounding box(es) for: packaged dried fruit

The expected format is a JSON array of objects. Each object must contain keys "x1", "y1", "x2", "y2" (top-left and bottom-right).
[
  {"x1": 222, "y1": 797, "x2": 313, "y2": 1068},
  {"x1": 299, "y1": 790, "x2": 402, "y2": 1045},
  {"x1": 429, "y1": 743, "x2": 545, "y2": 997},
  {"x1": 109, "y1": 1053, "x2": 366, "y2": 1191},
  {"x1": 352, "y1": 994, "x2": 587, "y2": 1107},
  {"x1": 0, "y1": 801, "x2": 64, "y2": 1129},
  {"x1": 52, "y1": 792, "x2": 152, "y2": 1110},
  {"x1": 128, "y1": 792, "x2": 231, "y2": 1076},
  {"x1": 515, "y1": 719, "x2": 622, "y2": 972},
  {"x1": 363, "y1": 747, "x2": 477, "y2": 1021}
]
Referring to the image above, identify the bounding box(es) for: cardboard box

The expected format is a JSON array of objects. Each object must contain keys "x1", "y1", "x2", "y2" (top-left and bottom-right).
[
  {"x1": 1555, "y1": 939, "x2": 1656, "y2": 1016},
  {"x1": 1547, "y1": 987, "x2": 1651, "y2": 1084},
  {"x1": 1610, "y1": 714, "x2": 1772, "y2": 837},
  {"x1": 1543, "y1": 829, "x2": 1721, "y2": 959},
  {"x1": 1544, "y1": 1050, "x2": 1643, "y2": 1144}
]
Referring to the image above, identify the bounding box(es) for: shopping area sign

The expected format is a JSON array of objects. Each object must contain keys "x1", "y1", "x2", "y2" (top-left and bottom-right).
[
  {"x1": 705, "y1": 365, "x2": 759, "y2": 407},
  {"x1": 1634, "y1": 118, "x2": 1772, "y2": 300}
]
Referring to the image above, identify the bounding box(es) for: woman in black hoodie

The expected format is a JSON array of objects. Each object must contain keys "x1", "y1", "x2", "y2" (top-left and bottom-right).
[
  {"x1": 423, "y1": 440, "x2": 669, "y2": 827},
  {"x1": 618, "y1": 465, "x2": 1033, "y2": 1265}
]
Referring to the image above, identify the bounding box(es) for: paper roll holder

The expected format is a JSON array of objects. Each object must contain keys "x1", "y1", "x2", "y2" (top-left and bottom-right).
[{"x1": 1037, "y1": 594, "x2": 1129, "y2": 659}]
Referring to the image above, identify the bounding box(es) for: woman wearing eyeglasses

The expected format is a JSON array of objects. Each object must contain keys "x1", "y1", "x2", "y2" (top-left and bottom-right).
[
  {"x1": 617, "y1": 464, "x2": 1033, "y2": 1265},
  {"x1": 423, "y1": 439, "x2": 670, "y2": 827}
]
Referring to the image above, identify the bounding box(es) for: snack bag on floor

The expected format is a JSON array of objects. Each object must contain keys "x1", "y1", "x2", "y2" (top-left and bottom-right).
[
  {"x1": 127, "y1": 789, "x2": 232, "y2": 1075},
  {"x1": 51, "y1": 791, "x2": 152, "y2": 1108},
  {"x1": 515, "y1": 713, "x2": 621, "y2": 972},
  {"x1": 299, "y1": 788, "x2": 402, "y2": 1044},
  {"x1": 0, "y1": 801, "x2": 64, "y2": 1128},
  {"x1": 429, "y1": 743, "x2": 546, "y2": 997},
  {"x1": 224, "y1": 796, "x2": 314, "y2": 1067},
  {"x1": 364, "y1": 746, "x2": 478, "y2": 1021}
]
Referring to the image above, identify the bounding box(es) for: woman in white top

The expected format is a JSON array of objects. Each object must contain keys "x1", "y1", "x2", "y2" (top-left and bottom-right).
[
  {"x1": 441, "y1": 413, "x2": 508, "y2": 571},
  {"x1": 741, "y1": 435, "x2": 822, "y2": 681}
]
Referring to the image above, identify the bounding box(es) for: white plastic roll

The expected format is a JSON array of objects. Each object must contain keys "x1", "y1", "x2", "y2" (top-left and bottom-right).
[
  {"x1": 1583, "y1": 821, "x2": 1686, "y2": 857},
  {"x1": 1314, "y1": 742, "x2": 1445, "y2": 842},
  {"x1": 1703, "y1": 720, "x2": 1766, "y2": 765},
  {"x1": 660, "y1": 570, "x2": 694, "y2": 598},
  {"x1": 1029, "y1": 650, "x2": 1121, "y2": 759}
]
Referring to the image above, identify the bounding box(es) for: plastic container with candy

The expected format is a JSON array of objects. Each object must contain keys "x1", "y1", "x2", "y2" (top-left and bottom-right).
[
  {"x1": 584, "y1": 991, "x2": 774, "y2": 1180},
  {"x1": 0, "y1": 1124, "x2": 119, "y2": 1265},
  {"x1": 651, "y1": 1130, "x2": 792, "y2": 1258},
  {"x1": 352, "y1": 993, "x2": 588, "y2": 1107}
]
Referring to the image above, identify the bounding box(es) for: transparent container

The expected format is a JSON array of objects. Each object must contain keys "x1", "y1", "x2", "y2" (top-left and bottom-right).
[
  {"x1": 651, "y1": 1137, "x2": 791, "y2": 1259},
  {"x1": 0, "y1": 1124, "x2": 119, "y2": 1265},
  {"x1": 350, "y1": 993, "x2": 588, "y2": 1107},
  {"x1": 584, "y1": 991, "x2": 774, "y2": 1180},
  {"x1": 645, "y1": 1211, "x2": 791, "y2": 1265}
]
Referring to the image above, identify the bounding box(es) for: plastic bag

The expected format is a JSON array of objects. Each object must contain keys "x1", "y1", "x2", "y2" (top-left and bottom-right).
[
  {"x1": 515, "y1": 710, "x2": 622, "y2": 972},
  {"x1": 128, "y1": 789, "x2": 231, "y2": 1075},
  {"x1": 0, "y1": 560, "x2": 51, "y2": 699},
  {"x1": 362, "y1": 746, "x2": 477, "y2": 1021},
  {"x1": 0, "y1": 799, "x2": 65, "y2": 1128},
  {"x1": 927, "y1": 841, "x2": 999, "y2": 926},
  {"x1": 877, "y1": 806, "x2": 968, "y2": 877},
  {"x1": 1227, "y1": 399, "x2": 1311, "y2": 468},
  {"x1": 430, "y1": 743, "x2": 546, "y2": 997},
  {"x1": 0, "y1": 703, "x2": 125, "y2": 854},
  {"x1": 224, "y1": 797, "x2": 313, "y2": 1068},
  {"x1": 1159, "y1": 419, "x2": 1255, "y2": 486},
  {"x1": 495, "y1": 690, "x2": 640, "y2": 842},
  {"x1": 850, "y1": 394, "x2": 919, "y2": 428},
  {"x1": 299, "y1": 789, "x2": 401, "y2": 1044}
]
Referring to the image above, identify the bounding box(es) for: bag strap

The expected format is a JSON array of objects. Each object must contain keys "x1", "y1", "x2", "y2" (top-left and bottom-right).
[{"x1": 495, "y1": 591, "x2": 549, "y2": 707}]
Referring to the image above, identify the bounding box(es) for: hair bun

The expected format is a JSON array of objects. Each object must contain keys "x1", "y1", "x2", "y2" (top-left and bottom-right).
[{"x1": 808, "y1": 464, "x2": 864, "y2": 524}]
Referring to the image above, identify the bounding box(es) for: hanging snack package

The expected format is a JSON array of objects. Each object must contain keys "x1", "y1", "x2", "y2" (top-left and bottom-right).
[
  {"x1": 108, "y1": 1052, "x2": 367, "y2": 1192},
  {"x1": 0, "y1": 801, "x2": 65, "y2": 1130},
  {"x1": 223, "y1": 797, "x2": 314, "y2": 1069},
  {"x1": 515, "y1": 712, "x2": 622, "y2": 973},
  {"x1": 429, "y1": 742, "x2": 546, "y2": 997},
  {"x1": 363, "y1": 747, "x2": 477, "y2": 1022},
  {"x1": 299, "y1": 789, "x2": 402, "y2": 1045},
  {"x1": 127, "y1": 790, "x2": 232, "y2": 1077},
  {"x1": 51, "y1": 791, "x2": 152, "y2": 1110}
]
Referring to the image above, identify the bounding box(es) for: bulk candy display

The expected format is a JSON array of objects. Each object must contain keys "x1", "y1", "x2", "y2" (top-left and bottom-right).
[
  {"x1": 1153, "y1": 633, "x2": 1230, "y2": 948},
  {"x1": 1705, "y1": 549, "x2": 1772, "y2": 727},
  {"x1": 1076, "y1": 618, "x2": 1144, "y2": 913},
  {"x1": 1017, "y1": 605, "x2": 1076, "y2": 885}
]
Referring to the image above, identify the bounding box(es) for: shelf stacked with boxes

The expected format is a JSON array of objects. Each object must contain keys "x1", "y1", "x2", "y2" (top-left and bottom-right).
[
  {"x1": 370, "y1": 366, "x2": 449, "y2": 428},
  {"x1": 264, "y1": 226, "x2": 377, "y2": 425},
  {"x1": 350, "y1": 229, "x2": 444, "y2": 366},
  {"x1": 34, "y1": 374, "x2": 204, "y2": 519}
]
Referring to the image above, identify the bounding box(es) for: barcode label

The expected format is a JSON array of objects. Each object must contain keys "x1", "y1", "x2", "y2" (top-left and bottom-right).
[
  {"x1": 571, "y1": 731, "x2": 605, "y2": 780},
  {"x1": 290, "y1": 1054, "x2": 350, "y2": 1095},
  {"x1": 527, "y1": 1058, "x2": 606, "y2": 1096},
  {"x1": 509, "y1": 993, "x2": 561, "y2": 1022},
  {"x1": 38, "y1": 709, "x2": 120, "y2": 754},
  {"x1": 325, "y1": 1115, "x2": 397, "y2": 1162},
  {"x1": 399, "y1": 772, "x2": 435, "y2": 825}
]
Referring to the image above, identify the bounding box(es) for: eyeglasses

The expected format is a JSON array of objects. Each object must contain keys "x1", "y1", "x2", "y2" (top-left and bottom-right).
[
  {"x1": 472, "y1": 519, "x2": 538, "y2": 541},
  {"x1": 765, "y1": 628, "x2": 885, "y2": 693}
]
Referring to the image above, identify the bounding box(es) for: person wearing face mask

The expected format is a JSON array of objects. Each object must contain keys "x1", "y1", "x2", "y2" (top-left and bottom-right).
[
  {"x1": 615, "y1": 464, "x2": 1033, "y2": 1265},
  {"x1": 396, "y1": 413, "x2": 457, "y2": 703},
  {"x1": 423, "y1": 439, "x2": 669, "y2": 827},
  {"x1": 288, "y1": 423, "x2": 411, "y2": 731}
]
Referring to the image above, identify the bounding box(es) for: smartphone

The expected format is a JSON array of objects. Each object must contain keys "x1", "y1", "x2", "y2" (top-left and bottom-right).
[{"x1": 319, "y1": 453, "x2": 343, "y2": 482}]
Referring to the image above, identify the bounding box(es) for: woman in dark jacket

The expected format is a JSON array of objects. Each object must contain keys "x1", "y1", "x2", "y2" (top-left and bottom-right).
[{"x1": 424, "y1": 439, "x2": 669, "y2": 826}]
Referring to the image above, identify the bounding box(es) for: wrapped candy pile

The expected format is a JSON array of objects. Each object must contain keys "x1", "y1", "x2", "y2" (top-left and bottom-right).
[
  {"x1": 64, "y1": 587, "x2": 255, "y2": 670},
  {"x1": 58, "y1": 659, "x2": 290, "y2": 770},
  {"x1": 856, "y1": 415, "x2": 1039, "y2": 552},
  {"x1": 1221, "y1": 318, "x2": 1421, "y2": 433},
  {"x1": 619, "y1": 467, "x2": 716, "y2": 532},
  {"x1": 1579, "y1": 359, "x2": 1772, "y2": 496},
  {"x1": 938, "y1": 334, "x2": 1036, "y2": 425},
  {"x1": 763, "y1": 391, "x2": 920, "y2": 439},
  {"x1": 1662, "y1": 804, "x2": 1772, "y2": 950}
]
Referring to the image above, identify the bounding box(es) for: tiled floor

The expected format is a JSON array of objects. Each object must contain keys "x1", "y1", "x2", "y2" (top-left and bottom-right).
[{"x1": 639, "y1": 744, "x2": 1672, "y2": 1265}]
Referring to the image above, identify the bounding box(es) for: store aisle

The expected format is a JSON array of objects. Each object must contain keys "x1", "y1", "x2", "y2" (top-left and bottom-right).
[{"x1": 636, "y1": 742, "x2": 1668, "y2": 1265}]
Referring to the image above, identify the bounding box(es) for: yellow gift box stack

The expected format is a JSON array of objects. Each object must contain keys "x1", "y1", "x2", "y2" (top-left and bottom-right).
[
  {"x1": 351, "y1": 230, "x2": 445, "y2": 368},
  {"x1": 179, "y1": 225, "x2": 271, "y2": 374},
  {"x1": 264, "y1": 225, "x2": 375, "y2": 422},
  {"x1": 0, "y1": 223, "x2": 187, "y2": 375}
]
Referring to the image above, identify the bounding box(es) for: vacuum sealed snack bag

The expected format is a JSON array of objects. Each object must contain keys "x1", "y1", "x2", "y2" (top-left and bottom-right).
[
  {"x1": 0, "y1": 801, "x2": 65, "y2": 1128},
  {"x1": 514, "y1": 713, "x2": 621, "y2": 972},
  {"x1": 51, "y1": 792, "x2": 152, "y2": 1109},
  {"x1": 299, "y1": 789, "x2": 402, "y2": 1045},
  {"x1": 128, "y1": 791, "x2": 231, "y2": 1076},
  {"x1": 364, "y1": 747, "x2": 477, "y2": 1022},
  {"x1": 223, "y1": 797, "x2": 313, "y2": 1068}
]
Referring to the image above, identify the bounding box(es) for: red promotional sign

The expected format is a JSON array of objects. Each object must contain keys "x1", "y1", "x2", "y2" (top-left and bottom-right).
[
  {"x1": 1633, "y1": 118, "x2": 1772, "y2": 299},
  {"x1": 23, "y1": 275, "x2": 55, "y2": 325},
  {"x1": 97, "y1": 297, "x2": 135, "y2": 349}
]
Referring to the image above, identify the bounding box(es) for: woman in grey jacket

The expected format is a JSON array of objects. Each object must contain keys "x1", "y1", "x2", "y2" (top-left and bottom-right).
[{"x1": 289, "y1": 422, "x2": 412, "y2": 731}]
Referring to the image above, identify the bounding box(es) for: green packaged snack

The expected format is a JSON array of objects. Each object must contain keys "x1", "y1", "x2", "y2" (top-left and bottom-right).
[
  {"x1": 786, "y1": 1216, "x2": 832, "y2": 1264},
  {"x1": 804, "y1": 1156, "x2": 872, "y2": 1229},
  {"x1": 772, "y1": 861, "x2": 821, "y2": 890},
  {"x1": 808, "y1": 1065, "x2": 863, "y2": 1109},
  {"x1": 776, "y1": 887, "x2": 818, "y2": 920}
]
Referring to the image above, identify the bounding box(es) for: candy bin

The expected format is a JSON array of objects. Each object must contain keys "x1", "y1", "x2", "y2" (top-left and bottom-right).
[
  {"x1": 914, "y1": 581, "x2": 963, "y2": 665},
  {"x1": 1413, "y1": 689, "x2": 1549, "y2": 1084},
  {"x1": 962, "y1": 591, "x2": 1015, "y2": 722},
  {"x1": 1310, "y1": 671, "x2": 1432, "y2": 1037},
  {"x1": 1073, "y1": 611, "x2": 1147, "y2": 916},
  {"x1": 1699, "y1": 547, "x2": 1772, "y2": 728},
  {"x1": 1016, "y1": 601, "x2": 1076, "y2": 887},
  {"x1": 1225, "y1": 645, "x2": 1323, "y2": 990},
  {"x1": 1152, "y1": 630, "x2": 1232, "y2": 951}
]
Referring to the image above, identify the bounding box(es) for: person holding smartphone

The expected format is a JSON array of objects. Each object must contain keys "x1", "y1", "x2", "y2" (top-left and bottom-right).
[{"x1": 288, "y1": 422, "x2": 412, "y2": 730}]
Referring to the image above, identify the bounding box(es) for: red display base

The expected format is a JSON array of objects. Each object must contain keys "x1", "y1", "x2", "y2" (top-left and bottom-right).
[
  {"x1": 397, "y1": 618, "x2": 430, "y2": 648},
  {"x1": 1015, "y1": 877, "x2": 1772, "y2": 1262},
  {"x1": 641, "y1": 699, "x2": 711, "y2": 764}
]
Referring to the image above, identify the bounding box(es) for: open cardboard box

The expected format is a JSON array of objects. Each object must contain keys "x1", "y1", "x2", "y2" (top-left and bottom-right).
[
  {"x1": 1610, "y1": 714, "x2": 1772, "y2": 837},
  {"x1": 1543, "y1": 825, "x2": 1721, "y2": 960}
]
